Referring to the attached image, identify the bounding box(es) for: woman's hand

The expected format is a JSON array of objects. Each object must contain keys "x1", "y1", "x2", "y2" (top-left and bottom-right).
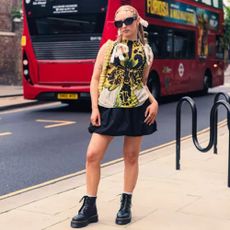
[
  {"x1": 91, "y1": 108, "x2": 101, "y2": 126},
  {"x1": 144, "y1": 101, "x2": 158, "y2": 125}
]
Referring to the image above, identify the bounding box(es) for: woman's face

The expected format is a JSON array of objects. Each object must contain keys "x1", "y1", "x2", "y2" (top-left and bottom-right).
[{"x1": 115, "y1": 9, "x2": 139, "y2": 40}]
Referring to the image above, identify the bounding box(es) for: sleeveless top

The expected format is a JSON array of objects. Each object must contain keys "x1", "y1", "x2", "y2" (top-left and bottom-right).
[{"x1": 98, "y1": 40, "x2": 150, "y2": 108}]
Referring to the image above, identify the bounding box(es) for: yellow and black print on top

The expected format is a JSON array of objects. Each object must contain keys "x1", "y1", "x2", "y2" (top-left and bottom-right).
[{"x1": 99, "y1": 40, "x2": 148, "y2": 108}]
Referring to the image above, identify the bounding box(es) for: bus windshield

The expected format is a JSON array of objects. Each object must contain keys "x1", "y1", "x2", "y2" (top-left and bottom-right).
[{"x1": 24, "y1": 0, "x2": 107, "y2": 36}]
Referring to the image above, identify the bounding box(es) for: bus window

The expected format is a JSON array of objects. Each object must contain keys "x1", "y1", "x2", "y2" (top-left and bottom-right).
[
  {"x1": 166, "y1": 30, "x2": 173, "y2": 58},
  {"x1": 173, "y1": 30, "x2": 195, "y2": 59},
  {"x1": 148, "y1": 27, "x2": 166, "y2": 59},
  {"x1": 30, "y1": 13, "x2": 106, "y2": 36},
  {"x1": 174, "y1": 33, "x2": 185, "y2": 58},
  {"x1": 25, "y1": 0, "x2": 107, "y2": 37},
  {"x1": 148, "y1": 26, "x2": 174, "y2": 59},
  {"x1": 148, "y1": 27, "x2": 195, "y2": 59},
  {"x1": 216, "y1": 35, "x2": 224, "y2": 59},
  {"x1": 213, "y1": 0, "x2": 219, "y2": 8}
]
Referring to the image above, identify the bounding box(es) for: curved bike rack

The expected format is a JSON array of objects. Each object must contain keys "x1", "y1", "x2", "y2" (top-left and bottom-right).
[
  {"x1": 213, "y1": 92, "x2": 230, "y2": 153},
  {"x1": 176, "y1": 92, "x2": 230, "y2": 187}
]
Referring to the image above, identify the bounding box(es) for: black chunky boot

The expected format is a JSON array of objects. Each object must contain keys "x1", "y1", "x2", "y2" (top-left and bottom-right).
[
  {"x1": 71, "y1": 196, "x2": 98, "y2": 228},
  {"x1": 115, "y1": 193, "x2": 132, "y2": 225}
]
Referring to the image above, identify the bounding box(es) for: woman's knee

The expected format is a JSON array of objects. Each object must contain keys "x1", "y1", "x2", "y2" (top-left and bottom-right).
[
  {"x1": 124, "y1": 150, "x2": 139, "y2": 165},
  {"x1": 86, "y1": 149, "x2": 102, "y2": 164},
  {"x1": 86, "y1": 133, "x2": 112, "y2": 164}
]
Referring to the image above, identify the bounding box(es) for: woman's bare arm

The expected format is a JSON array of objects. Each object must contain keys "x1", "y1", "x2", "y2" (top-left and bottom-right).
[
  {"x1": 90, "y1": 43, "x2": 107, "y2": 110},
  {"x1": 142, "y1": 62, "x2": 158, "y2": 105},
  {"x1": 142, "y1": 61, "x2": 158, "y2": 125}
]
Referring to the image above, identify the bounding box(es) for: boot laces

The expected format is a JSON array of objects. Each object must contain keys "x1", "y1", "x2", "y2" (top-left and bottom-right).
[
  {"x1": 120, "y1": 194, "x2": 131, "y2": 211},
  {"x1": 78, "y1": 196, "x2": 92, "y2": 214}
]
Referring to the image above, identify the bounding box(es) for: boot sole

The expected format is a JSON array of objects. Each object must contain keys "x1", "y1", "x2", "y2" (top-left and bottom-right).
[
  {"x1": 71, "y1": 215, "x2": 98, "y2": 228},
  {"x1": 115, "y1": 217, "x2": 131, "y2": 225}
]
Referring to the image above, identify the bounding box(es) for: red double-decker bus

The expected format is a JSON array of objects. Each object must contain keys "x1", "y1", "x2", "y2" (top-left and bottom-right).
[{"x1": 22, "y1": 0, "x2": 224, "y2": 102}]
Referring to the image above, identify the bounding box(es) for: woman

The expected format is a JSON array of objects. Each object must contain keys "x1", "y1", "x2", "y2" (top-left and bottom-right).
[{"x1": 71, "y1": 5, "x2": 158, "y2": 228}]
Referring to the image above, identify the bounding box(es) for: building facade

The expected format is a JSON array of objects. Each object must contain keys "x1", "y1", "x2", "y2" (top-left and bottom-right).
[{"x1": 0, "y1": 0, "x2": 22, "y2": 85}]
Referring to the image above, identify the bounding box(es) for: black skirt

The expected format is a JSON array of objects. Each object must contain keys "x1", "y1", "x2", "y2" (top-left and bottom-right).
[{"x1": 88, "y1": 100, "x2": 157, "y2": 136}]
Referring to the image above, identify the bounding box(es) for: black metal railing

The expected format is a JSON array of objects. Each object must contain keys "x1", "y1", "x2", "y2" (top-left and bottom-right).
[{"x1": 176, "y1": 92, "x2": 230, "y2": 187}]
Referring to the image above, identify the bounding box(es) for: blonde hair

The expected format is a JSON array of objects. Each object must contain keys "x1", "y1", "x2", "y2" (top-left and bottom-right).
[{"x1": 115, "y1": 5, "x2": 146, "y2": 45}]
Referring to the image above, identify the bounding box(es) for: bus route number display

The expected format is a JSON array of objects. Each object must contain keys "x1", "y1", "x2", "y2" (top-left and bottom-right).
[{"x1": 30, "y1": 0, "x2": 47, "y2": 7}]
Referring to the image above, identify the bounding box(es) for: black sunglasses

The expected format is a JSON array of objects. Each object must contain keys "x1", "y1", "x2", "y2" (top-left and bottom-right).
[{"x1": 114, "y1": 16, "x2": 137, "y2": 28}]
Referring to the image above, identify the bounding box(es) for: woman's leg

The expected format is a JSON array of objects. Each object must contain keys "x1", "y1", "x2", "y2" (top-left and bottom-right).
[
  {"x1": 123, "y1": 136, "x2": 142, "y2": 192},
  {"x1": 86, "y1": 133, "x2": 113, "y2": 196},
  {"x1": 71, "y1": 133, "x2": 113, "y2": 228},
  {"x1": 115, "y1": 136, "x2": 142, "y2": 225}
]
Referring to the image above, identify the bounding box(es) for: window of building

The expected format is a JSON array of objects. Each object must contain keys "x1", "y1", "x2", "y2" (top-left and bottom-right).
[
  {"x1": 201, "y1": 0, "x2": 212, "y2": 5},
  {"x1": 213, "y1": 0, "x2": 219, "y2": 7},
  {"x1": 194, "y1": 0, "x2": 222, "y2": 8}
]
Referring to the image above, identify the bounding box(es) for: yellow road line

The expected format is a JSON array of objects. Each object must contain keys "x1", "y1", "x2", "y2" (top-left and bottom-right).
[
  {"x1": 36, "y1": 119, "x2": 76, "y2": 128},
  {"x1": 0, "y1": 132, "x2": 12, "y2": 137}
]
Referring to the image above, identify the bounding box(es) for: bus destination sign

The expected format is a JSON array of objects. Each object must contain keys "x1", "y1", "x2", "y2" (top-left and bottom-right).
[{"x1": 29, "y1": 0, "x2": 47, "y2": 7}]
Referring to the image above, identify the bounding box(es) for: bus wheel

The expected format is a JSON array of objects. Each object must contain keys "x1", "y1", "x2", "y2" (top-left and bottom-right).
[
  {"x1": 202, "y1": 73, "x2": 210, "y2": 95},
  {"x1": 147, "y1": 73, "x2": 160, "y2": 101}
]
